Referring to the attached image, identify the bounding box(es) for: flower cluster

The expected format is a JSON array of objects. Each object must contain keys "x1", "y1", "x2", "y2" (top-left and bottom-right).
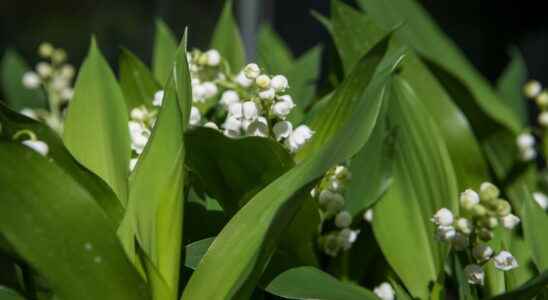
[
  {"x1": 312, "y1": 165, "x2": 358, "y2": 257},
  {"x1": 20, "y1": 42, "x2": 75, "y2": 134},
  {"x1": 128, "y1": 103, "x2": 159, "y2": 170},
  {"x1": 524, "y1": 80, "x2": 548, "y2": 128},
  {"x1": 432, "y1": 182, "x2": 520, "y2": 285}
]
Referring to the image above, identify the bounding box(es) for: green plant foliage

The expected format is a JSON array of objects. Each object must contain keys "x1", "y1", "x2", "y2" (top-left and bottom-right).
[
  {"x1": 63, "y1": 38, "x2": 131, "y2": 206},
  {"x1": 373, "y1": 77, "x2": 459, "y2": 299},
  {"x1": 181, "y1": 38, "x2": 403, "y2": 300},
  {"x1": 488, "y1": 271, "x2": 548, "y2": 300},
  {"x1": 496, "y1": 50, "x2": 528, "y2": 127},
  {"x1": 0, "y1": 143, "x2": 150, "y2": 300},
  {"x1": 0, "y1": 286, "x2": 25, "y2": 300},
  {"x1": 119, "y1": 48, "x2": 161, "y2": 110},
  {"x1": 522, "y1": 190, "x2": 548, "y2": 271},
  {"x1": 0, "y1": 50, "x2": 47, "y2": 110},
  {"x1": 210, "y1": 0, "x2": 246, "y2": 71},
  {"x1": 152, "y1": 20, "x2": 178, "y2": 85},
  {"x1": 265, "y1": 266, "x2": 378, "y2": 300}
]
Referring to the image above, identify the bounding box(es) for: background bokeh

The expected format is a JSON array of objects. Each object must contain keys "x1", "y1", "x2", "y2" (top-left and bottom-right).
[{"x1": 1, "y1": 0, "x2": 548, "y2": 83}]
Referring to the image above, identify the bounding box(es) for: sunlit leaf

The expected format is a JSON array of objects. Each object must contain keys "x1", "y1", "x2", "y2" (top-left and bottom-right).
[
  {"x1": 119, "y1": 48, "x2": 161, "y2": 110},
  {"x1": 152, "y1": 20, "x2": 178, "y2": 85},
  {"x1": 1, "y1": 50, "x2": 47, "y2": 110},
  {"x1": 496, "y1": 49, "x2": 528, "y2": 127},
  {"x1": 210, "y1": 0, "x2": 246, "y2": 71}
]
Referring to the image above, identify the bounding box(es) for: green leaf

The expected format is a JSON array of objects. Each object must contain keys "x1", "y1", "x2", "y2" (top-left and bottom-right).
[
  {"x1": 185, "y1": 127, "x2": 294, "y2": 215},
  {"x1": 0, "y1": 102, "x2": 124, "y2": 225},
  {"x1": 496, "y1": 49, "x2": 528, "y2": 127},
  {"x1": 1, "y1": 50, "x2": 47, "y2": 110},
  {"x1": 287, "y1": 46, "x2": 322, "y2": 113},
  {"x1": 357, "y1": 0, "x2": 521, "y2": 134},
  {"x1": 152, "y1": 20, "x2": 178, "y2": 85},
  {"x1": 0, "y1": 142, "x2": 150, "y2": 300},
  {"x1": 118, "y1": 32, "x2": 191, "y2": 300},
  {"x1": 63, "y1": 38, "x2": 130, "y2": 206},
  {"x1": 0, "y1": 286, "x2": 25, "y2": 300},
  {"x1": 522, "y1": 189, "x2": 548, "y2": 271},
  {"x1": 210, "y1": 0, "x2": 246, "y2": 71},
  {"x1": 184, "y1": 237, "x2": 215, "y2": 270},
  {"x1": 453, "y1": 254, "x2": 478, "y2": 300},
  {"x1": 181, "y1": 40, "x2": 402, "y2": 300},
  {"x1": 373, "y1": 77, "x2": 459, "y2": 299},
  {"x1": 295, "y1": 33, "x2": 393, "y2": 162},
  {"x1": 265, "y1": 267, "x2": 378, "y2": 300},
  {"x1": 119, "y1": 48, "x2": 161, "y2": 110},
  {"x1": 488, "y1": 271, "x2": 548, "y2": 300},
  {"x1": 326, "y1": 0, "x2": 489, "y2": 191},
  {"x1": 257, "y1": 24, "x2": 294, "y2": 75}
]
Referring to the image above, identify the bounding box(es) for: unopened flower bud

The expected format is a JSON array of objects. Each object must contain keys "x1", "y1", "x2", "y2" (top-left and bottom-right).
[
  {"x1": 456, "y1": 217, "x2": 473, "y2": 234},
  {"x1": 539, "y1": 112, "x2": 548, "y2": 127},
  {"x1": 494, "y1": 199, "x2": 511, "y2": 216},
  {"x1": 536, "y1": 91, "x2": 548, "y2": 107},
  {"x1": 202, "y1": 82, "x2": 218, "y2": 98},
  {"x1": 482, "y1": 216, "x2": 499, "y2": 229},
  {"x1": 153, "y1": 90, "x2": 164, "y2": 107},
  {"x1": 464, "y1": 264, "x2": 485, "y2": 285},
  {"x1": 472, "y1": 243, "x2": 493, "y2": 262},
  {"x1": 36, "y1": 62, "x2": 52, "y2": 77},
  {"x1": 220, "y1": 90, "x2": 240, "y2": 107},
  {"x1": 524, "y1": 80, "x2": 542, "y2": 98},
  {"x1": 431, "y1": 208, "x2": 454, "y2": 226},
  {"x1": 460, "y1": 189, "x2": 480, "y2": 210},
  {"x1": 205, "y1": 49, "x2": 221, "y2": 66},
  {"x1": 452, "y1": 232, "x2": 469, "y2": 250},
  {"x1": 520, "y1": 147, "x2": 537, "y2": 161},
  {"x1": 22, "y1": 72, "x2": 41, "y2": 89},
  {"x1": 256, "y1": 74, "x2": 271, "y2": 89},
  {"x1": 334, "y1": 211, "x2": 352, "y2": 228},
  {"x1": 38, "y1": 42, "x2": 54, "y2": 57},
  {"x1": 259, "y1": 88, "x2": 275, "y2": 100},
  {"x1": 436, "y1": 225, "x2": 456, "y2": 242},
  {"x1": 243, "y1": 63, "x2": 261, "y2": 79},
  {"x1": 363, "y1": 209, "x2": 373, "y2": 223},
  {"x1": 493, "y1": 251, "x2": 518, "y2": 271},
  {"x1": 517, "y1": 133, "x2": 535, "y2": 149},
  {"x1": 270, "y1": 75, "x2": 288, "y2": 91},
  {"x1": 235, "y1": 72, "x2": 253, "y2": 87},
  {"x1": 478, "y1": 228, "x2": 493, "y2": 241},
  {"x1": 52, "y1": 49, "x2": 66, "y2": 63},
  {"x1": 479, "y1": 182, "x2": 500, "y2": 201}
]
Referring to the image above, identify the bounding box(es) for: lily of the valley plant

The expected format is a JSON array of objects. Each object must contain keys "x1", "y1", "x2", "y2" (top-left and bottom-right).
[{"x1": 1, "y1": 1, "x2": 547, "y2": 300}]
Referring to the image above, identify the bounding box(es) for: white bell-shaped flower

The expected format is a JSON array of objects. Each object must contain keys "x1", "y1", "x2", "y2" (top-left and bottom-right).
[
  {"x1": 204, "y1": 122, "x2": 219, "y2": 130},
  {"x1": 128, "y1": 121, "x2": 150, "y2": 154},
  {"x1": 22, "y1": 140, "x2": 49, "y2": 156},
  {"x1": 205, "y1": 49, "x2": 221, "y2": 66},
  {"x1": 464, "y1": 264, "x2": 485, "y2": 285},
  {"x1": 193, "y1": 84, "x2": 207, "y2": 102},
  {"x1": 222, "y1": 116, "x2": 243, "y2": 137},
  {"x1": 242, "y1": 101, "x2": 258, "y2": 120},
  {"x1": 273, "y1": 121, "x2": 293, "y2": 141},
  {"x1": 455, "y1": 217, "x2": 473, "y2": 234},
  {"x1": 22, "y1": 71, "x2": 41, "y2": 89},
  {"x1": 539, "y1": 112, "x2": 548, "y2": 127},
  {"x1": 436, "y1": 225, "x2": 456, "y2": 241},
  {"x1": 259, "y1": 88, "x2": 276, "y2": 100},
  {"x1": 431, "y1": 208, "x2": 454, "y2": 226},
  {"x1": 270, "y1": 75, "x2": 288, "y2": 92},
  {"x1": 36, "y1": 62, "x2": 52, "y2": 77},
  {"x1": 493, "y1": 251, "x2": 518, "y2": 271},
  {"x1": 235, "y1": 72, "x2": 253, "y2": 87},
  {"x1": 271, "y1": 96, "x2": 295, "y2": 119},
  {"x1": 202, "y1": 82, "x2": 218, "y2": 98},
  {"x1": 338, "y1": 228, "x2": 359, "y2": 250},
  {"x1": 220, "y1": 90, "x2": 240, "y2": 107},
  {"x1": 246, "y1": 117, "x2": 269, "y2": 137},
  {"x1": 533, "y1": 192, "x2": 548, "y2": 210},
  {"x1": 472, "y1": 243, "x2": 493, "y2": 262},
  {"x1": 228, "y1": 102, "x2": 243, "y2": 118},
  {"x1": 520, "y1": 147, "x2": 537, "y2": 161},
  {"x1": 285, "y1": 125, "x2": 314, "y2": 152},
  {"x1": 363, "y1": 209, "x2": 374, "y2": 223},
  {"x1": 130, "y1": 107, "x2": 148, "y2": 122},
  {"x1": 517, "y1": 133, "x2": 535, "y2": 149},
  {"x1": 524, "y1": 80, "x2": 542, "y2": 98},
  {"x1": 373, "y1": 282, "x2": 395, "y2": 300},
  {"x1": 153, "y1": 90, "x2": 164, "y2": 107},
  {"x1": 189, "y1": 106, "x2": 201, "y2": 126},
  {"x1": 500, "y1": 214, "x2": 520, "y2": 229},
  {"x1": 20, "y1": 108, "x2": 37, "y2": 119},
  {"x1": 129, "y1": 158, "x2": 138, "y2": 171}
]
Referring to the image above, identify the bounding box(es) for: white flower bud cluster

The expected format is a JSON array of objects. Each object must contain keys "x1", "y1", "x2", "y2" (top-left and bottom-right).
[
  {"x1": 183, "y1": 49, "x2": 314, "y2": 153},
  {"x1": 373, "y1": 282, "x2": 395, "y2": 300},
  {"x1": 312, "y1": 165, "x2": 358, "y2": 257},
  {"x1": 516, "y1": 132, "x2": 537, "y2": 162},
  {"x1": 20, "y1": 42, "x2": 75, "y2": 134},
  {"x1": 523, "y1": 80, "x2": 548, "y2": 137},
  {"x1": 433, "y1": 182, "x2": 520, "y2": 285}
]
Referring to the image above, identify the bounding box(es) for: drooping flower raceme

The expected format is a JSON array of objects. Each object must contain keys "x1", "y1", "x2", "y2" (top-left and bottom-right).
[
  {"x1": 432, "y1": 182, "x2": 521, "y2": 285},
  {"x1": 20, "y1": 42, "x2": 75, "y2": 134}
]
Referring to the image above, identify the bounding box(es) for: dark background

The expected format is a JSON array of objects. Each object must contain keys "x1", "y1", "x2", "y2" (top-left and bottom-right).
[{"x1": 1, "y1": 0, "x2": 548, "y2": 83}]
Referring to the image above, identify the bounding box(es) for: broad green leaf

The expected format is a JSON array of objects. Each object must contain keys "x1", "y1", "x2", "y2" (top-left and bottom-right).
[
  {"x1": 326, "y1": 1, "x2": 489, "y2": 191},
  {"x1": 181, "y1": 41, "x2": 402, "y2": 300},
  {"x1": 373, "y1": 77, "x2": 459, "y2": 299},
  {"x1": 184, "y1": 237, "x2": 216, "y2": 270},
  {"x1": 357, "y1": 0, "x2": 520, "y2": 134},
  {"x1": 496, "y1": 49, "x2": 528, "y2": 127},
  {"x1": 0, "y1": 286, "x2": 25, "y2": 300},
  {"x1": 185, "y1": 127, "x2": 294, "y2": 215},
  {"x1": 1, "y1": 50, "x2": 47, "y2": 110},
  {"x1": 344, "y1": 113, "x2": 395, "y2": 215},
  {"x1": 257, "y1": 24, "x2": 294, "y2": 75},
  {"x1": 119, "y1": 33, "x2": 191, "y2": 300},
  {"x1": 389, "y1": 279, "x2": 414, "y2": 300},
  {"x1": 265, "y1": 267, "x2": 378, "y2": 300},
  {"x1": 295, "y1": 33, "x2": 393, "y2": 162},
  {"x1": 488, "y1": 271, "x2": 548, "y2": 300},
  {"x1": 522, "y1": 189, "x2": 548, "y2": 271},
  {"x1": 119, "y1": 48, "x2": 161, "y2": 110},
  {"x1": 0, "y1": 142, "x2": 150, "y2": 300},
  {"x1": 63, "y1": 38, "x2": 130, "y2": 205},
  {"x1": 210, "y1": 0, "x2": 246, "y2": 71},
  {"x1": 0, "y1": 103, "x2": 124, "y2": 224},
  {"x1": 152, "y1": 20, "x2": 178, "y2": 85}
]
